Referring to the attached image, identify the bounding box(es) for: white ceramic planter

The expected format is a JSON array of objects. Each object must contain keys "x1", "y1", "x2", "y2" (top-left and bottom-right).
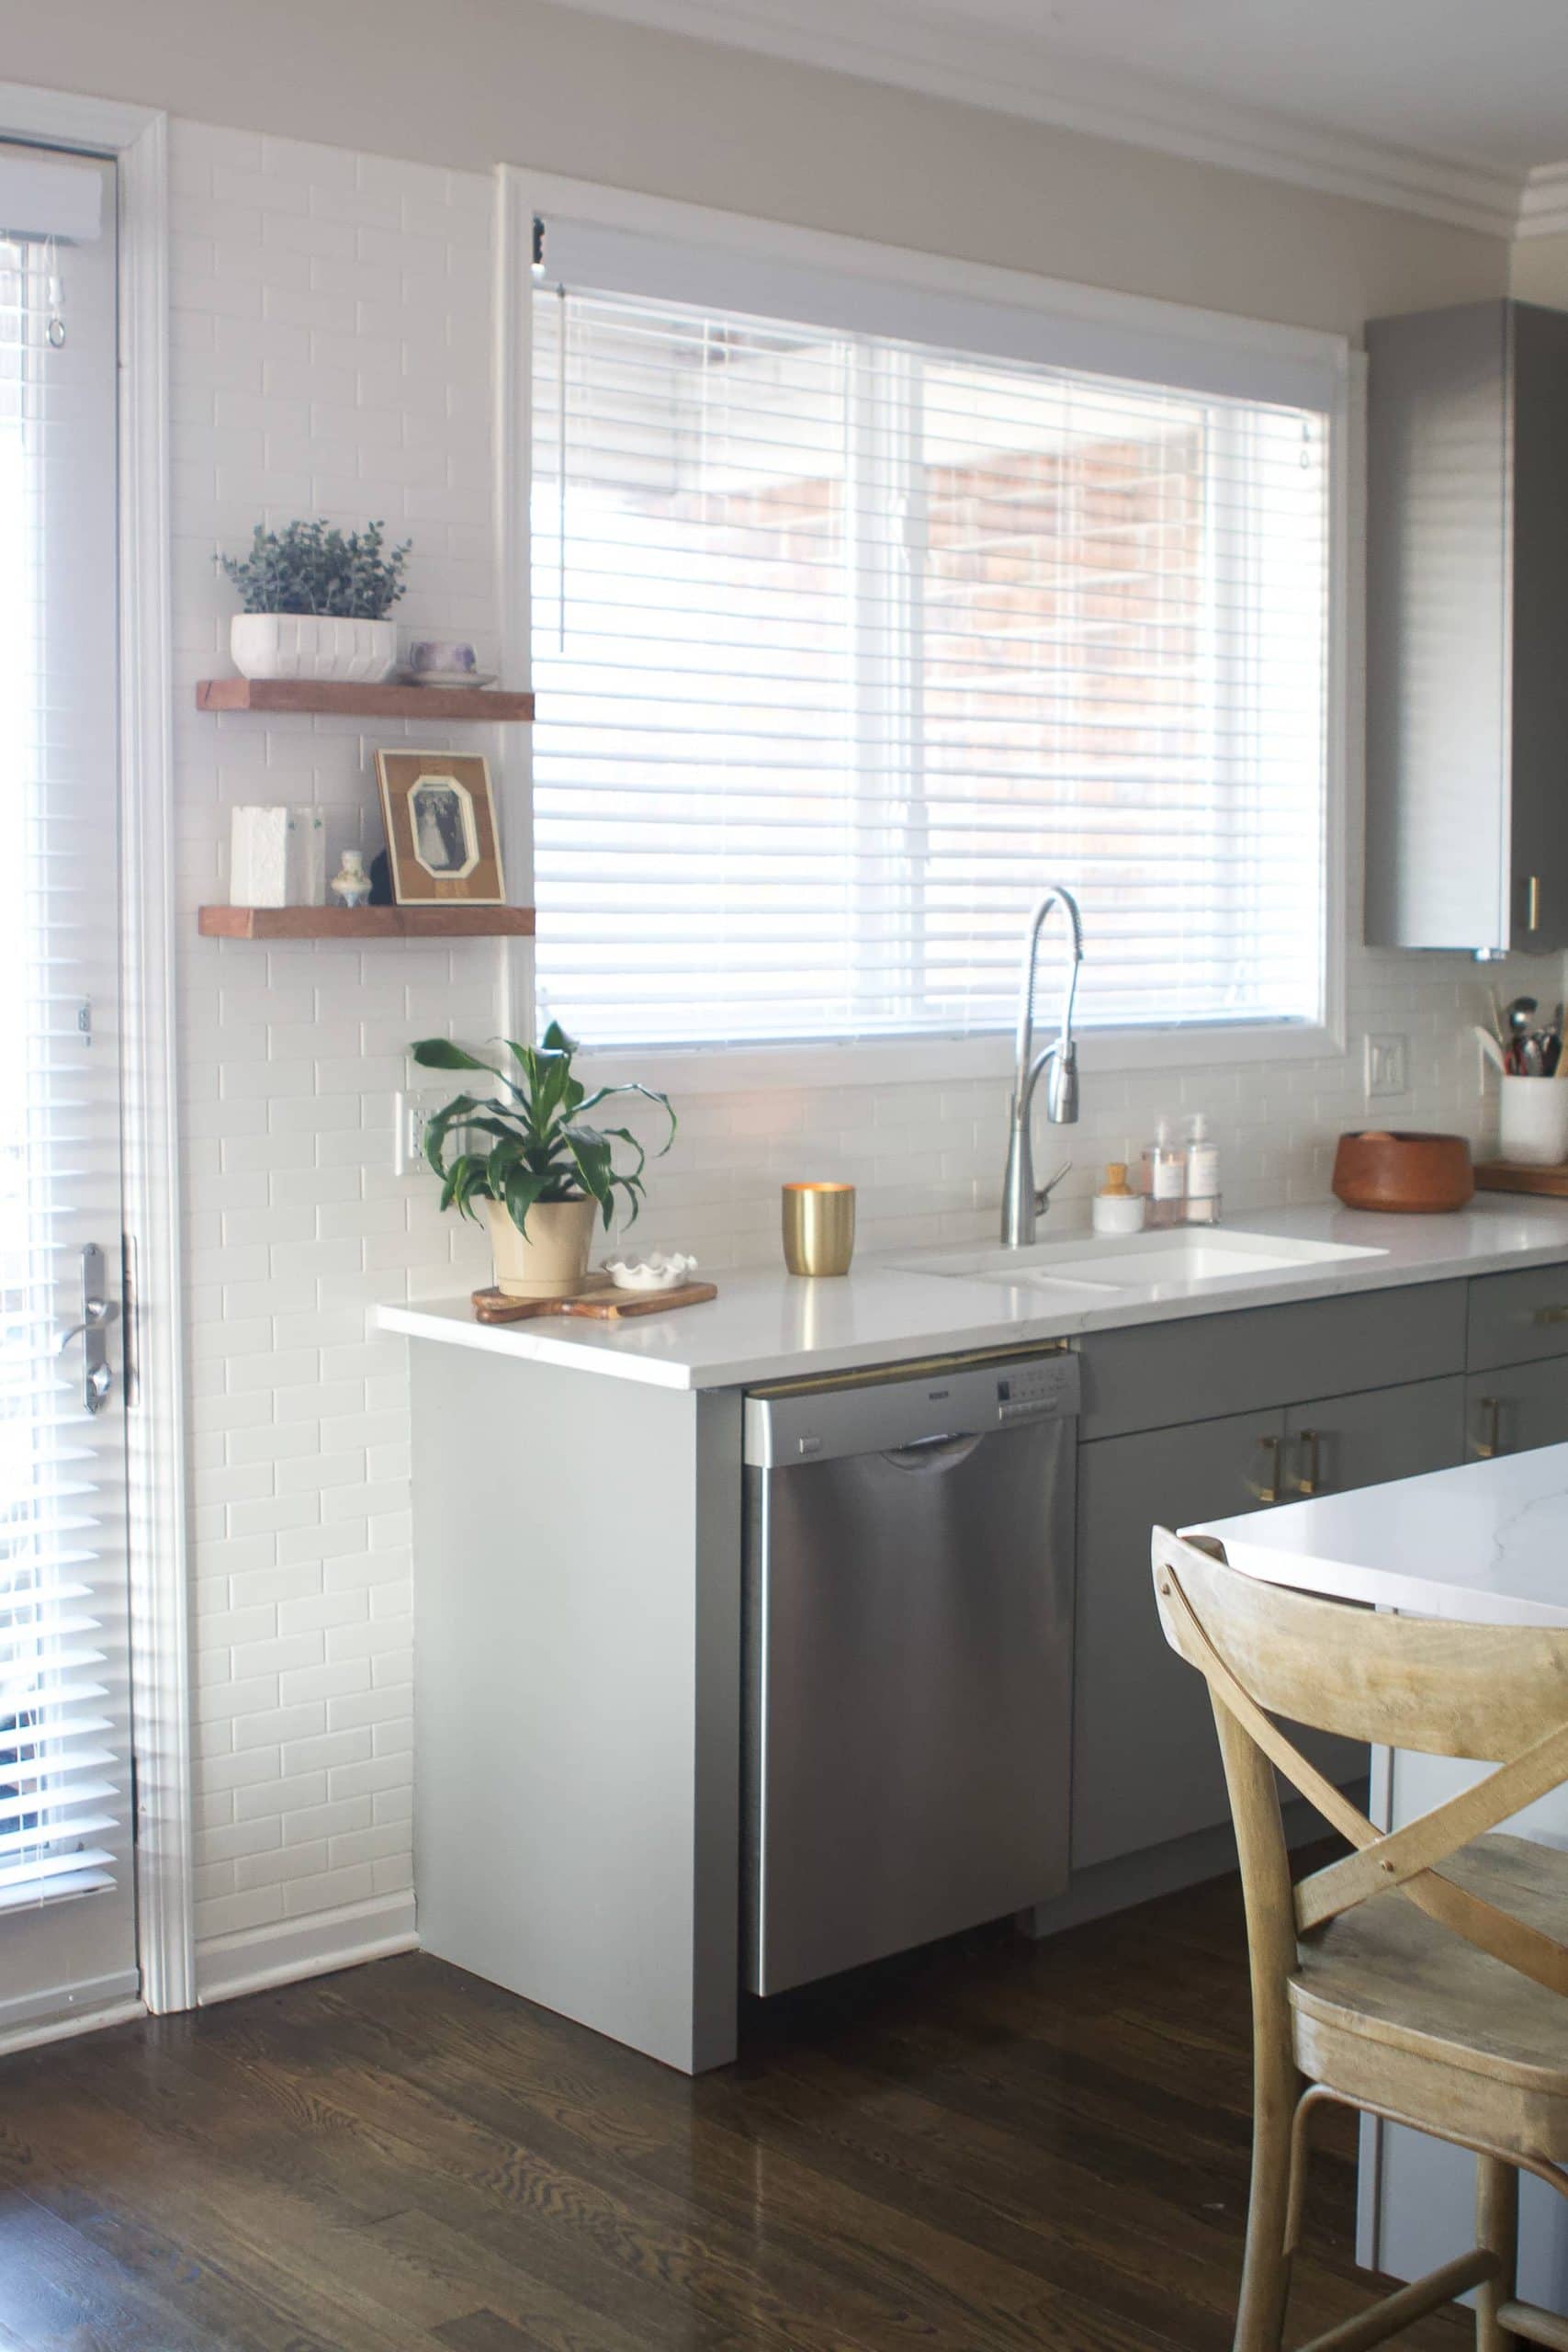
[
  {"x1": 230, "y1": 614, "x2": 398, "y2": 684},
  {"x1": 484, "y1": 1195, "x2": 598, "y2": 1299},
  {"x1": 1497, "y1": 1075, "x2": 1568, "y2": 1168}
]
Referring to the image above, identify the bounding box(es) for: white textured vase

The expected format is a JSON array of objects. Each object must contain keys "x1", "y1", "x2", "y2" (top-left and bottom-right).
[
  {"x1": 230, "y1": 614, "x2": 398, "y2": 684},
  {"x1": 484, "y1": 1196, "x2": 598, "y2": 1299}
]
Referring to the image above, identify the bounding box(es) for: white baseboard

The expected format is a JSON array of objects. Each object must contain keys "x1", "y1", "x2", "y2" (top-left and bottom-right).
[
  {"x1": 196, "y1": 1892, "x2": 418, "y2": 2007},
  {"x1": 0, "y1": 1993, "x2": 145, "y2": 2059}
]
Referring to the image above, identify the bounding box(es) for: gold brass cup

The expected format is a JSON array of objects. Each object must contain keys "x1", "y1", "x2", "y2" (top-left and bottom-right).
[{"x1": 782, "y1": 1182, "x2": 856, "y2": 1277}]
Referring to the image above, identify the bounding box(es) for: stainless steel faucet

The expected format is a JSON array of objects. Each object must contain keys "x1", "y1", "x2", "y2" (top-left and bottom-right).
[{"x1": 999, "y1": 886, "x2": 1083, "y2": 1247}]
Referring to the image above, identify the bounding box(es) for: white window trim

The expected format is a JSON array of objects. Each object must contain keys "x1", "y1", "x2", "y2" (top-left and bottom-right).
[
  {"x1": 0, "y1": 82, "x2": 190, "y2": 2033},
  {"x1": 495, "y1": 166, "x2": 1353, "y2": 1090}
]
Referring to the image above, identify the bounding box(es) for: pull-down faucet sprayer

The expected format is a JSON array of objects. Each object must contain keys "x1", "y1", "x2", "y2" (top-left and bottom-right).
[{"x1": 999, "y1": 886, "x2": 1084, "y2": 1248}]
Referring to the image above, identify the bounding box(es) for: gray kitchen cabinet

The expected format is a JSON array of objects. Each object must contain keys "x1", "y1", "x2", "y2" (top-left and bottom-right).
[
  {"x1": 1077, "y1": 1281, "x2": 1465, "y2": 1441},
  {"x1": 1280, "y1": 1376, "x2": 1466, "y2": 1502},
  {"x1": 1464, "y1": 1362, "x2": 1568, "y2": 1459},
  {"x1": 1366, "y1": 299, "x2": 1568, "y2": 953},
  {"x1": 1074, "y1": 1407, "x2": 1278, "y2": 1870},
  {"x1": 1073, "y1": 1375, "x2": 1466, "y2": 1872},
  {"x1": 1466, "y1": 1262, "x2": 1568, "y2": 1374}
]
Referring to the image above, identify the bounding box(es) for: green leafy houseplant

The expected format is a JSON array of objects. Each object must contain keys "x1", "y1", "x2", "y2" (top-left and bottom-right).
[
  {"x1": 412, "y1": 1024, "x2": 676, "y2": 1237},
  {"x1": 220, "y1": 518, "x2": 412, "y2": 618}
]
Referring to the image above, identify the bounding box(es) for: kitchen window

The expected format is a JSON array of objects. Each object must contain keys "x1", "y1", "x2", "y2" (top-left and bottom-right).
[{"x1": 527, "y1": 209, "x2": 1341, "y2": 1057}]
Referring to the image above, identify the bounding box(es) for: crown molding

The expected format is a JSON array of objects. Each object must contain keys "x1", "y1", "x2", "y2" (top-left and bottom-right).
[
  {"x1": 0, "y1": 79, "x2": 159, "y2": 153},
  {"x1": 559, "y1": 0, "x2": 1537, "y2": 240},
  {"x1": 1516, "y1": 164, "x2": 1568, "y2": 240}
]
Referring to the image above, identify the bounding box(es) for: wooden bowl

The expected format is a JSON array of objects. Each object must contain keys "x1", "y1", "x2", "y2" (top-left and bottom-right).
[{"x1": 1332, "y1": 1130, "x2": 1474, "y2": 1215}]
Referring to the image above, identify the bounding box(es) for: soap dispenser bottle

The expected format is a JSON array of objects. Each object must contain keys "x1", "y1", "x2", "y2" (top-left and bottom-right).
[
  {"x1": 1184, "y1": 1114, "x2": 1221, "y2": 1226},
  {"x1": 1140, "y1": 1119, "x2": 1186, "y2": 1229}
]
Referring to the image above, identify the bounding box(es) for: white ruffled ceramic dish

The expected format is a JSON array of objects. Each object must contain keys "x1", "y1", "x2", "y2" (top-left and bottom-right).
[{"x1": 602, "y1": 1252, "x2": 698, "y2": 1293}]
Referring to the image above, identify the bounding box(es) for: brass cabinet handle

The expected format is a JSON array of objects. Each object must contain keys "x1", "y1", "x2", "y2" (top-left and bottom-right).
[
  {"x1": 1248, "y1": 1432, "x2": 1281, "y2": 1507},
  {"x1": 1534, "y1": 1304, "x2": 1568, "y2": 1326},
  {"x1": 1473, "y1": 1396, "x2": 1502, "y2": 1460},
  {"x1": 1292, "y1": 1429, "x2": 1323, "y2": 1498},
  {"x1": 1529, "y1": 875, "x2": 1542, "y2": 932}
]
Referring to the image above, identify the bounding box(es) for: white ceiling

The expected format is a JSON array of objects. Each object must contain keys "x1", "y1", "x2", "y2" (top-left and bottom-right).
[{"x1": 557, "y1": 0, "x2": 1568, "y2": 237}]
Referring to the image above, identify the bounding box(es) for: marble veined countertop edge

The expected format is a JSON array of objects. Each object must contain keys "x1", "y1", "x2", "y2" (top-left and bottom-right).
[
  {"x1": 1194, "y1": 1442, "x2": 1568, "y2": 1629},
  {"x1": 373, "y1": 1196, "x2": 1568, "y2": 1392}
]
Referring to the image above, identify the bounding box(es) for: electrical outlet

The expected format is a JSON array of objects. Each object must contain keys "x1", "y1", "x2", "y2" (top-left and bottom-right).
[
  {"x1": 393, "y1": 1090, "x2": 446, "y2": 1177},
  {"x1": 1364, "y1": 1033, "x2": 1409, "y2": 1100}
]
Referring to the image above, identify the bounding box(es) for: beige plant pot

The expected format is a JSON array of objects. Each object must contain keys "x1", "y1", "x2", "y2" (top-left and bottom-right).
[{"x1": 484, "y1": 1195, "x2": 598, "y2": 1299}]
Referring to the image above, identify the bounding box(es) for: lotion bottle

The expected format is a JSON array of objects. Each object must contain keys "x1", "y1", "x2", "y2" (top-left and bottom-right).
[
  {"x1": 1184, "y1": 1114, "x2": 1221, "y2": 1225},
  {"x1": 1140, "y1": 1120, "x2": 1186, "y2": 1229}
]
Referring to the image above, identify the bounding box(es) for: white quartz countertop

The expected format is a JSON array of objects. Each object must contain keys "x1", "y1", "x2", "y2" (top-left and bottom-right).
[
  {"x1": 375, "y1": 1195, "x2": 1568, "y2": 1392},
  {"x1": 1193, "y1": 1443, "x2": 1568, "y2": 1629}
]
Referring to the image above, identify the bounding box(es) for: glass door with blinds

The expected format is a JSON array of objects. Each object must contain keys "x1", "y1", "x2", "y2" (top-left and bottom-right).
[
  {"x1": 0, "y1": 146, "x2": 136, "y2": 2034},
  {"x1": 528, "y1": 232, "x2": 1334, "y2": 1051}
]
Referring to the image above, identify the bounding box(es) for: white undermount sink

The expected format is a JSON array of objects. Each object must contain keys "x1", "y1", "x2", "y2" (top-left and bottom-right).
[{"x1": 895, "y1": 1226, "x2": 1386, "y2": 1296}]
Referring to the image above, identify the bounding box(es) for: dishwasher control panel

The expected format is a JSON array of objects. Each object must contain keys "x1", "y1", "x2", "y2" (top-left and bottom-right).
[
  {"x1": 743, "y1": 1350, "x2": 1080, "y2": 1468},
  {"x1": 996, "y1": 1357, "x2": 1078, "y2": 1424}
]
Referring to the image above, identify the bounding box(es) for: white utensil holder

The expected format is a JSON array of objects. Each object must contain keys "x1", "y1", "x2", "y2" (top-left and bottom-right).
[{"x1": 1498, "y1": 1074, "x2": 1568, "y2": 1167}]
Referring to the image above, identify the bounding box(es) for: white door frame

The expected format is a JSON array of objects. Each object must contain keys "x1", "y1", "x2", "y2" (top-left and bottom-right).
[{"x1": 0, "y1": 80, "x2": 190, "y2": 2025}]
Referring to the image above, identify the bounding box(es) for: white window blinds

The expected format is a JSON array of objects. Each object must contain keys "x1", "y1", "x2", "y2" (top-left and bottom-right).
[
  {"x1": 0, "y1": 187, "x2": 126, "y2": 1926},
  {"x1": 530, "y1": 236, "x2": 1335, "y2": 1051}
]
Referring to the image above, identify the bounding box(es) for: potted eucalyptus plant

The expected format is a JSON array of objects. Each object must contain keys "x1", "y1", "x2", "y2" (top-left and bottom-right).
[
  {"x1": 220, "y1": 517, "x2": 411, "y2": 684},
  {"x1": 412, "y1": 1025, "x2": 676, "y2": 1298}
]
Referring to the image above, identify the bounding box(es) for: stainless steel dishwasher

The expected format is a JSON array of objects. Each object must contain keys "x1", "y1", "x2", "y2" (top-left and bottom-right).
[{"x1": 741, "y1": 1348, "x2": 1079, "y2": 1996}]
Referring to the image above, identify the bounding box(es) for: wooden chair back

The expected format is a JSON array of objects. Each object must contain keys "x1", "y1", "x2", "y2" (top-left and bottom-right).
[
  {"x1": 1152, "y1": 1528, "x2": 1568, "y2": 1762},
  {"x1": 1151, "y1": 1527, "x2": 1568, "y2": 2000}
]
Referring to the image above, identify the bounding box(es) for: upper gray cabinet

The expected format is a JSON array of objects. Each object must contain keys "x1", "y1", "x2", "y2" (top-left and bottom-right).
[{"x1": 1365, "y1": 300, "x2": 1568, "y2": 955}]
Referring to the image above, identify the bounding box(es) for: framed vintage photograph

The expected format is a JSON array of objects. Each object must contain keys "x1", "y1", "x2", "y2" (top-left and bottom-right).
[{"x1": 374, "y1": 750, "x2": 506, "y2": 906}]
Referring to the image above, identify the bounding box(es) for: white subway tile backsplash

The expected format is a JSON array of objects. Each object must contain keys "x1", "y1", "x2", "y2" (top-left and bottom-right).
[{"x1": 176, "y1": 117, "x2": 504, "y2": 1952}]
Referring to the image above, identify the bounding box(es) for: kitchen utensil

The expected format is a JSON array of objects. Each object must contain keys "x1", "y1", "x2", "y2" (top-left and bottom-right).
[
  {"x1": 1472, "y1": 1024, "x2": 1508, "y2": 1074},
  {"x1": 1331, "y1": 1131, "x2": 1474, "y2": 1215},
  {"x1": 1497, "y1": 1075, "x2": 1568, "y2": 1166},
  {"x1": 471, "y1": 1276, "x2": 717, "y2": 1323}
]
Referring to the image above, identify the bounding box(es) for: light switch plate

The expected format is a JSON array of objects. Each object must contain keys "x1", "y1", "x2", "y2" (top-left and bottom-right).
[{"x1": 1364, "y1": 1033, "x2": 1409, "y2": 1099}]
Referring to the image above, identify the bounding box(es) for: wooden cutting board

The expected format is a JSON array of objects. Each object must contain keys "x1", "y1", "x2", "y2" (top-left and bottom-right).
[
  {"x1": 472, "y1": 1276, "x2": 717, "y2": 1324},
  {"x1": 1474, "y1": 1159, "x2": 1568, "y2": 1199}
]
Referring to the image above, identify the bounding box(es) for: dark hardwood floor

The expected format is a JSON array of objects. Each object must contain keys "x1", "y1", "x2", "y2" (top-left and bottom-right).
[{"x1": 0, "y1": 1868, "x2": 1467, "y2": 2352}]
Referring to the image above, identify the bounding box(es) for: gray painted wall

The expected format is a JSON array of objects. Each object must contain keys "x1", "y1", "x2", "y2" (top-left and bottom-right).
[{"x1": 10, "y1": 0, "x2": 1509, "y2": 336}]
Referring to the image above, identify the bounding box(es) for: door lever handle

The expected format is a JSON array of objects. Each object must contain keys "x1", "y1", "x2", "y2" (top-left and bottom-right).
[
  {"x1": 59, "y1": 1246, "x2": 118, "y2": 1413},
  {"x1": 59, "y1": 1296, "x2": 119, "y2": 1352}
]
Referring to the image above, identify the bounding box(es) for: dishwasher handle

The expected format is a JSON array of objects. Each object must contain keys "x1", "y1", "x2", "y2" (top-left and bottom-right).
[{"x1": 880, "y1": 1432, "x2": 987, "y2": 1473}]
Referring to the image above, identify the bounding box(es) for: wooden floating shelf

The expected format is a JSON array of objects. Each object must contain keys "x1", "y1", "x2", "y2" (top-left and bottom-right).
[
  {"x1": 196, "y1": 679, "x2": 535, "y2": 722},
  {"x1": 198, "y1": 906, "x2": 536, "y2": 941}
]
